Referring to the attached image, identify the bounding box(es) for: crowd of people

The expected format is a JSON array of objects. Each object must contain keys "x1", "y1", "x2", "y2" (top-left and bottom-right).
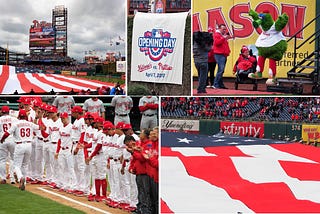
[
  {"x1": 0, "y1": 95, "x2": 159, "y2": 213},
  {"x1": 161, "y1": 97, "x2": 320, "y2": 123}
]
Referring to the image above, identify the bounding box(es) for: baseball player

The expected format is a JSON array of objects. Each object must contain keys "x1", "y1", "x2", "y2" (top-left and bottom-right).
[
  {"x1": 79, "y1": 112, "x2": 96, "y2": 199},
  {"x1": 138, "y1": 96, "x2": 158, "y2": 130},
  {"x1": 1, "y1": 109, "x2": 40, "y2": 191},
  {"x1": 102, "y1": 121, "x2": 118, "y2": 206},
  {"x1": 70, "y1": 106, "x2": 86, "y2": 196},
  {"x1": 85, "y1": 116, "x2": 107, "y2": 202},
  {"x1": 106, "y1": 122, "x2": 125, "y2": 208},
  {"x1": 54, "y1": 112, "x2": 75, "y2": 192},
  {"x1": 0, "y1": 106, "x2": 18, "y2": 184},
  {"x1": 111, "y1": 96, "x2": 133, "y2": 126},
  {"x1": 42, "y1": 106, "x2": 63, "y2": 188},
  {"x1": 83, "y1": 97, "x2": 105, "y2": 118},
  {"x1": 52, "y1": 96, "x2": 75, "y2": 120},
  {"x1": 119, "y1": 123, "x2": 139, "y2": 211}
]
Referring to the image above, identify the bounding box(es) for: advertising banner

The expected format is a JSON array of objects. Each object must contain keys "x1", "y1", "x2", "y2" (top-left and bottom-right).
[
  {"x1": 161, "y1": 119, "x2": 200, "y2": 133},
  {"x1": 301, "y1": 124, "x2": 320, "y2": 142},
  {"x1": 116, "y1": 61, "x2": 126, "y2": 73},
  {"x1": 220, "y1": 121, "x2": 265, "y2": 137},
  {"x1": 192, "y1": 0, "x2": 316, "y2": 78},
  {"x1": 131, "y1": 12, "x2": 188, "y2": 84},
  {"x1": 29, "y1": 26, "x2": 55, "y2": 50}
]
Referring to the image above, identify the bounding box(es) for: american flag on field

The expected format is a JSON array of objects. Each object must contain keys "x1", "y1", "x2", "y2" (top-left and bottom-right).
[{"x1": 161, "y1": 131, "x2": 320, "y2": 213}]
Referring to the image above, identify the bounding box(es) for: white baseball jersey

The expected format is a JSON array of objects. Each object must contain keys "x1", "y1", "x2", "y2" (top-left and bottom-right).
[
  {"x1": 71, "y1": 117, "x2": 85, "y2": 142},
  {"x1": 52, "y1": 96, "x2": 75, "y2": 114},
  {"x1": 0, "y1": 115, "x2": 19, "y2": 143},
  {"x1": 7, "y1": 120, "x2": 39, "y2": 143},
  {"x1": 91, "y1": 129, "x2": 104, "y2": 155},
  {"x1": 82, "y1": 125, "x2": 96, "y2": 152},
  {"x1": 111, "y1": 96, "x2": 133, "y2": 115},
  {"x1": 59, "y1": 123, "x2": 73, "y2": 149},
  {"x1": 113, "y1": 134, "x2": 125, "y2": 159},
  {"x1": 83, "y1": 98, "x2": 105, "y2": 116},
  {"x1": 139, "y1": 96, "x2": 158, "y2": 115},
  {"x1": 45, "y1": 118, "x2": 63, "y2": 143}
]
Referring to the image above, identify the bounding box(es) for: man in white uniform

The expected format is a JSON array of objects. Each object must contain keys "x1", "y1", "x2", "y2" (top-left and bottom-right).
[
  {"x1": 1, "y1": 109, "x2": 40, "y2": 191},
  {"x1": 0, "y1": 106, "x2": 18, "y2": 184}
]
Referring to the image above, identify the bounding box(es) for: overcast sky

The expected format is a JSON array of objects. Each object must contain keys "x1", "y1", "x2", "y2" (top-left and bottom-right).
[{"x1": 0, "y1": 0, "x2": 126, "y2": 61}]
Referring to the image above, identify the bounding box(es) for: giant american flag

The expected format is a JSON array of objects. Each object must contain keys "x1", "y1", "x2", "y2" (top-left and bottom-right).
[{"x1": 161, "y1": 131, "x2": 320, "y2": 213}]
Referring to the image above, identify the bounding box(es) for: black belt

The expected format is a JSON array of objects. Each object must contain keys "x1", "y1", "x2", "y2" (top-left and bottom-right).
[
  {"x1": 62, "y1": 147, "x2": 69, "y2": 150},
  {"x1": 38, "y1": 137, "x2": 43, "y2": 140},
  {"x1": 51, "y1": 142, "x2": 57, "y2": 144},
  {"x1": 116, "y1": 113, "x2": 128, "y2": 116},
  {"x1": 124, "y1": 159, "x2": 130, "y2": 162},
  {"x1": 44, "y1": 139, "x2": 49, "y2": 142},
  {"x1": 143, "y1": 114, "x2": 155, "y2": 117},
  {"x1": 16, "y1": 141, "x2": 31, "y2": 144}
]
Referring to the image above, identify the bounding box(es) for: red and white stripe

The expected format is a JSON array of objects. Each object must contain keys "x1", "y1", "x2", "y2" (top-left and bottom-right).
[
  {"x1": 161, "y1": 143, "x2": 320, "y2": 213},
  {"x1": 0, "y1": 65, "x2": 114, "y2": 94}
]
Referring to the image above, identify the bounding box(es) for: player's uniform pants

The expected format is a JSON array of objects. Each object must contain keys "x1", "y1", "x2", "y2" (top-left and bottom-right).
[
  {"x1": 57, "y1": 147, "x2": 75, "y2": 190},
  {"x1": 140, "y1": 115, "x2": 157, "y2": 130},
  {"x1": 13, "y1": 142, "x2": 32, "y2": 181},
  {"x1": 0, "y1": 140, "x2": 15, "y2": 181},
  {"x1": 72, "y1": 144, "x2": 86, "y2": 192}
]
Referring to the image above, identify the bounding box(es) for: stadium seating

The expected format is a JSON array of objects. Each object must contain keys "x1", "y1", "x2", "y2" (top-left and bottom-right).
[{"x1": 161, "y1": 97, "x2": 320, "y2": 123}]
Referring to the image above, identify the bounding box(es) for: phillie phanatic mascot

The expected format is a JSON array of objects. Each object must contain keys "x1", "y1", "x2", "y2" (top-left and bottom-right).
[{"x1": 248, "y1": 9, "x2": 288, "y2": 85}]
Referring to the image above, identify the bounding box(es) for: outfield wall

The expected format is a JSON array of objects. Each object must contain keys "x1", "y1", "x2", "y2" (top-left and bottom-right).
[{"x1": 161, "y1": 118, "x2": 319, "y2": 142}]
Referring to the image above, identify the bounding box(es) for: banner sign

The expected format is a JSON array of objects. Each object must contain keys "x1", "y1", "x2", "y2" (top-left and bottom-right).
[
  {"x1": 131, "y1": 12, "x2": 188, "y2": 84},
  {"x1": 220, "y1": 121, "x2": 265, "y2": 137},
  {"x1": 116, "y1": 61, "x2": 126, "y2": 73},
  {"x1": 302, "y1": 124, "x2": 320, "y2": 142},
  {"x1": 192, "y1": 0, "x2": 316, "y2": 78},
  {"x1": 161, "y1": 119, "x2": 200, "y2": 132}
]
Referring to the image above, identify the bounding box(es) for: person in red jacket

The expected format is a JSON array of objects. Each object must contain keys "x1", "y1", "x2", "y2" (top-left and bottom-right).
[
  {"x1": 143, "y1": 127, "x2": 159, "y2": 214},
  {"x1": 233, "y1": 45, "x2": 257, "y2": 75},
  {"x1": 130, "y1": 128, "x2": 152, "y2": 214},
  {"x1": 213, "y1": 24, "x2": 231, "y2": 89}
]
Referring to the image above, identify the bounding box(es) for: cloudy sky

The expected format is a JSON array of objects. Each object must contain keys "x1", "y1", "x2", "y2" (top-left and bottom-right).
[{"x1": 0, "y1": 0, "x2": 126, "y2": 61}]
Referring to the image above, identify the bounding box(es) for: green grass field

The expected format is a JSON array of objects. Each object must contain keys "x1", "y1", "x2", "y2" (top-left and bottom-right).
[{"x1": 0, "y1": 184, "x2": 84, "y2": 214}]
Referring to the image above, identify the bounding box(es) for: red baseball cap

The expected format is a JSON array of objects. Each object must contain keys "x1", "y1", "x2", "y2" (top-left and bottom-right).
[
  {"x1": 103, "y1": 121, "x2": 115, "y2": 130},
  {"x1": 1, "y1": 106, "x2": 10, "y2": 113},
  {"x1": 18, "y1": 109, "x2": 27, "y2": 117},
  {"x1": 47, "y1": 106, "x2": 58, "y2": 113},
  {"x1": 241, "y1": 45, "x2": 249, "y2": 53},
  {"x1": 33, "y1": 99, "x2": 42, "y2": 107},
  {"x1": 115, "y1": 121, "x2": 125, "y2": 129},
  {"x1": 71, "y1": 106, "x2": 83, "y2": 113},
  {"x1": 94, "y1": 116, "x2": 104, "y2": 123},
  {"x1": 84, "y1": 112, "x2": 94, "y2": 119},
  {"x1": 60, "y1": 112, "x2": 69, "y2": 118},
  {"x1": 22, "y1": 98, "x2": 32, "y2": 105},
  {"x1": 122, "y1": 123, "x2": 132, "y2": 130}
]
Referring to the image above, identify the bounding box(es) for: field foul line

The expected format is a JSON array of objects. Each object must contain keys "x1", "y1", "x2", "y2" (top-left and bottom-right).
[{"x1": 38, "y1": 187, "x2": 111, "y2": 214}]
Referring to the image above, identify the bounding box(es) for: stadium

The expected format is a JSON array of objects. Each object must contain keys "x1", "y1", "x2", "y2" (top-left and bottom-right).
[
  {"x1": 161, "y1": 96, "x2": 320, "y2": 213},
  {"x1": 0, "y1": 5, "x2": 125, "y2": 95}
]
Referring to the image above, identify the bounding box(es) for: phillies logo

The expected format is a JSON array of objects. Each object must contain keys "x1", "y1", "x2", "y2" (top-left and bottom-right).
[{"x1": 138, "y1": 28, "x2": 176, "y2": 61}]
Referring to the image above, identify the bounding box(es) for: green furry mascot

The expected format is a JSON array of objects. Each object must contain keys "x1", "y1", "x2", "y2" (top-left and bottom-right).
[{"x1": 248, "y1": 9, "x2": 288, "y2": 85}]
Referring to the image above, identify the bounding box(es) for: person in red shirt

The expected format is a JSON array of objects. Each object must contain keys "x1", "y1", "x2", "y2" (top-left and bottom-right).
[
  {"x1": 233, "y1": 46, "x2": 257, "y2": 75},
  {"x1": 143, "y1": 127, "x2": 159, "y2": 214},
  {"x1": 130, "y1": 128, "x2": 152, "y2": 214},
  {"x1": 213, "y1": 24, "x2": 231, "y2": 89}
]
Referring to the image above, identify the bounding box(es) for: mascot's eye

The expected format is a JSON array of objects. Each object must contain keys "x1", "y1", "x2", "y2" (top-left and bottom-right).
[{"x1": 259, "y1": 14, "x2": 265, "y2": 19}]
